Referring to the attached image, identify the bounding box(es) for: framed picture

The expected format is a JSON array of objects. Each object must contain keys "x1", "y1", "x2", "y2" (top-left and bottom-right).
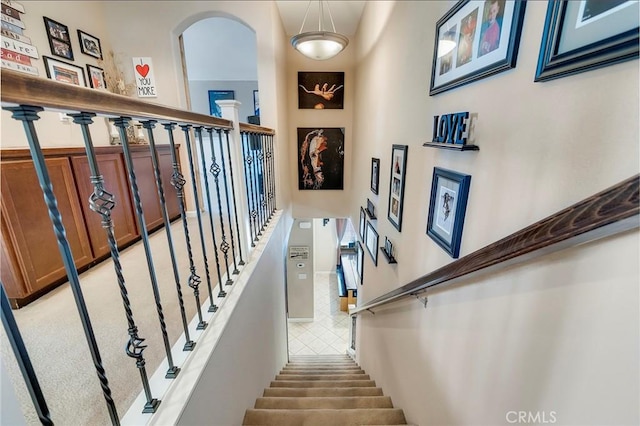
[
  {"x1": 77, "y1": 30, "x2": 103, "y2": 60},
  {"x1": 208, "y1": 90, "x2": 235, "y2": 117},
  {"x1": 365, "y1": 220, "x2": 379, "y2": 266},
  {"x1": 426, "y1": 167, "x2": 472, "y2": 259},
  {"x1": 43, "y1": 56, "x2": 87, "y2": 87},
  {"x1": 429, "y1": 0, "x2": 527, "y2": 95},
  {"x1": 356, "y1": 241, "x2": 364, "y2": 285},
  {"x1": 298, "y1": 71, "x2": 344, "y2": 109},
  {"x1": 534, "y1": 1, "x2": 639, "y2": 82},
  {"x1": 86, "y1": 65, "x2": 106, "y2": 89},
  {"x1": 387, "y1": 145, "x2": 408, "y2": 232},
  {"x1": 253, "y1": 90, "x2": 260, "y2": 115},
  {"x1": 297, "y1": 127, "x2": 344, "y2": 190},
  {"x1": 370, "y1": 158, "x2": 380, "y2": 194},
  {"x1": 43, "y1": 17, "x2": 73, "y2": 60},
  {"x1": 359, "y1": 207, "x2": 366, "y2": 241}
]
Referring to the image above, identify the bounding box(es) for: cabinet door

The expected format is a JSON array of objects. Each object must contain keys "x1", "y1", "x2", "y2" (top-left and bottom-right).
[
  {"x1": 0, "y1": 158, "x2": 94, "y2": 297},
  {"x1": 130, "y1": 149, "x2": 164, "y2": 231},
  {"x1": 158, "y1": 146, "x2": 180, "y2": 220},
  {"x1": 71, "y1": 154, "x2": 138, "y2": 258}
]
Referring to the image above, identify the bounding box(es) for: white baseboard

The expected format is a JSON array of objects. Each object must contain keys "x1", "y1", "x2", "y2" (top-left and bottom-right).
[{"x1": 287, "y1": 317, "x2": 313, "y2": 323}]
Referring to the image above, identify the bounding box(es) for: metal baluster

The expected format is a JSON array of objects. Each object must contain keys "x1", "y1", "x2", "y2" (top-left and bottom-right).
[
  {"x1": 71, "y1": 113, "x2": 160, "y2": 412},
  {"x1": 216, "y1": 128, "x2": 239, "y2": 275},
  {"x1": 112, "y1": 117, "x2": 179, "y2": 379},
  {"x1": 141, "y1": 120, "x2": 195, "y2": 351},
  {"x1": 5, "y1": 106, "x2": 119, "y2": 424},
  {"x1": 223, "y1": 129, "x2": 245, "y2": 266},
  {"x1": 257, "y1": 133, "x2": 268, "y2": 226},
  {"x1": 240, "y1": 132, "x2": 256, "y2": 247},
  {"x1": 163, "y1": 123, "x2": 215, "y2": 317},
  {"x1": 263, "y1": 133, "x2": 272, "y2": 219},
  {"x1": 251, "y1": 132, "x2": 264, "y2": 235},
  {"x1": 181, "y1": 125, "x2": 219, "y2": 309},
  {"x1": 194, "y1": 127, "x2": 227, "y2": 297},
  {"x1": 266, "y1": 134, "x2": 275, "y2": 217},
  {"x1": 269, "y1": 134, "x2": 277, "y2": 216},
  {"x1": 1, "y1": 285, "x2": 54, "y2": 425},
  {"x1": 246, "y1": 132, "x2": 260, "y2": 241}
]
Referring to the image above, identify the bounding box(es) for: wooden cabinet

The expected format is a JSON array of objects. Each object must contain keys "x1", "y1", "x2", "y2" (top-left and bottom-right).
[
  {"x1": 0, "y1": 158, "x2": 94, "y2": 300},
  {"x1": 71, "y1": 153, "x2": 139, "y2": 258},
  {"x1": 0, "y1": 144, "x2": 180, "y2": 308}
]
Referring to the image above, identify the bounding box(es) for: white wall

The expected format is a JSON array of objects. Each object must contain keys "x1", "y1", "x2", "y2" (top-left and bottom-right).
[
  {"x1": 188, "y1": 80, "x2": 258, "y2": 123},
  {"x1": 313, "y1": 218, "x2": 338, "y2": 273},
  {"x1": 351, "y1": 1, "x2": 639, "y2": 425}
]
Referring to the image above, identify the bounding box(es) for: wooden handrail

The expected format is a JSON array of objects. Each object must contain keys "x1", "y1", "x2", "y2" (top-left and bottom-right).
[
  {"x1": 1, "y1": 69, "x2": 233, "y2": 129},
  {"x1": 239, "y1": 122, "x2": 276, "y2": 135},
  {"x1": 352, "y1": 175, "x2": 639, "y2": 314}
]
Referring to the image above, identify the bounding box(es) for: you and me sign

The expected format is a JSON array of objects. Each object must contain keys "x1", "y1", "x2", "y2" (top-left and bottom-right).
[{"x1": 132, "y1": 57, "x2": 157, "y2": 98}]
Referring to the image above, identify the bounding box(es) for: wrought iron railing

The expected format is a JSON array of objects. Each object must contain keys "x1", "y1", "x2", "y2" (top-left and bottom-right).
[{"x1": 0, "y1": 69, "x2": 277, "y2": 424}]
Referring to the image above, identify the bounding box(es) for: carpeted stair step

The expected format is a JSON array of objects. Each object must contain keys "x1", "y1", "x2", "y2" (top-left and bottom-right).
[
  {"x1": 243, "y1": 408, "x2": 406, "y2": 425},
  {"x1": 282, "y1": 366, "x2": 363, "y2": 371},
  {"x1": 254, "y1": 396, "x2": 393, "y2": 409},
  {"x1": 270, "y1": 379, "x2": 376, "y2": 388},
  {"x1": 285, "y1": 363, "x2": 358, "y2": 368},
  {"x1": 263, "y1": 387, "x2": 384, "y2": 397},
  {"x1": 275, "y1": 374, "x2": 370, "y2": 381},
  {"x1": 280, "y1": 369, "x2": 365, "y2": 375}
]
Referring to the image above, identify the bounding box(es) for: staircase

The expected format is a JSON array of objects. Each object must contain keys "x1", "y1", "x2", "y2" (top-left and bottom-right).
[{"x1": 243, "y1": 354, "x2": 408, "y2": 425}]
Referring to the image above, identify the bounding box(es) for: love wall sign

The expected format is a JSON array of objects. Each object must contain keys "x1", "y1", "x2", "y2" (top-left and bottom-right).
[
  {"x1": 132, "y1": 57, "x2": 157, "y2": 98},
  {"x1": 423, "y1": 111, "x2": 478, "y2": 151}
]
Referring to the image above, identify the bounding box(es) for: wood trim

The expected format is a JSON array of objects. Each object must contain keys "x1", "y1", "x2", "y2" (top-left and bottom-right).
[
  {"x1": 239, "y1": 122, "x2": 276, "y2": 135},
  {"x1": 0, "y1": 144, "x2": 176, "y2": 160},
  {"x1": 352, "y1": 175, "x2": 640, "y2": 314},
  {"x1": 1, "y1": 69, "x2": 233, "y2": 129}
]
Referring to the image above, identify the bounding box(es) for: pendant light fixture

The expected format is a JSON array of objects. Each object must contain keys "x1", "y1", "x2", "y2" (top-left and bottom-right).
[{"x1": 291, "y1": 0, "x2": 349, "y2": 61}]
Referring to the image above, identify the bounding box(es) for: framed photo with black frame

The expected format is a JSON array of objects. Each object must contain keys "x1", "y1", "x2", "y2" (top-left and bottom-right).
[
  {"x1": 44, "y1": 17, "x2": 73, "y2": 60},
  {"x1": 77, "y1": 29, "x2": 103, "y2": 59},
  {"x1": 356, "y1": 240, "x2": 364, "y2": 285},
  {"x1": 534, "y1": 1, "x2": 639, "y2": 82},
  {"x1": 426, "y1": 167, "x2": 472, "y2": 259},
  {"x1": 253, "y1": 90, "x2": 260, "y2": 115},
  {"x1": 370, "y1": 158, "x2": 380, "y2": 194},
  {"x1": 298, "y1": 71, "x2": 344, "y2": 109},
  {"x1": 365, "y1": 220, "x2": 379, "y2": 266},
  {"x1": 86, "y1": 64, "x2": 106, "y2": 89},
  {"x1": 43, "y1": 56, "x2": 87, "y2": 87},
  {"x1": 429, "y1": 0, "x2": 527, "y2": 95},
  {"x1": 359, "y1": 207, "x2": 366, "y2": 241},
  {"x1": 208, "y1": 90, "x2": 235, "y2": 117},
  {"x1": 387, "y1": 145, "x2": 407, "y2": 232}
]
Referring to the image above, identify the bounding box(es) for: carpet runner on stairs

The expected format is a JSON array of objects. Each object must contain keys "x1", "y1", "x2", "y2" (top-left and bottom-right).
[{"x1": 243, "y1": 354, "x2": 408, "y2": 425}]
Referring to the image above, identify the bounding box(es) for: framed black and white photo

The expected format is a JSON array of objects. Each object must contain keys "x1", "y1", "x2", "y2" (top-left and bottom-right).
[
  {"x1": 44, "y1": 17, "x2": 73, "y2": 60},
  {"x1": 43, "y1": 56, "x2": 86, "y2": 87},
  {"x1": 429, "y1": 0, "x2": 527, "y2": 95},
  {"x1": 370, "y1": 158, "x2": 380, "y2": 194},
  {"x1": 365, "y1": 220, "x2": 379, "y2": 266},
  {"x1": 426, "y1": 167, "x2": 472, "y2": 258},
  {"x1": 86, "y1": 64, "x2": 106, "y2": 89},
  {"x1": 298, "y1": 71, "x2": 344, "y2": 109},
  {"x1": 357, "y1": 240, "x2": 364, "y2": 285},
  {"x1": 77, "y1": 30, "x2": 102, "y2": 60},
  {"x1": 535, "y1": 1, "x2": 638, "y2": 82},
  {"x1": 359, "y1": 207, "x2": 366, "y2": 241},
  {"x1": 208, "y1": 90, "x2": 235, "y2": 117},
  {"x1": 297, "y1": 127, "x2": 344, "y2": 190},
  {"x1": 387, "y1": 145, "x2": 408, "y2": 232}
]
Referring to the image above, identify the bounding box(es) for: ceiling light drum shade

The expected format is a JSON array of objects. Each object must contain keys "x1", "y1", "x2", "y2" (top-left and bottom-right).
[{"x1": 291, "y1": 31, "x2": 349, "y2": 60}]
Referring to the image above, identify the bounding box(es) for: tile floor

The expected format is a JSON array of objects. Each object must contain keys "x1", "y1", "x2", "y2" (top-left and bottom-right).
[{"x1": 287, "y1": 271, "x2": 351, "y2": 355}]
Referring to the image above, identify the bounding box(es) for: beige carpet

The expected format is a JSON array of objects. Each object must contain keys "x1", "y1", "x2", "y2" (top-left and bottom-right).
[{"x1": 1, "y1": 214, "x2": 235, "y2": 425}]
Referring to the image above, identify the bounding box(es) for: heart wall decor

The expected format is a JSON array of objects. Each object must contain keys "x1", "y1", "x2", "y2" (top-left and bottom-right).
[{"x1": 132, "y1": 57, "x2": 157, "y2": 98}]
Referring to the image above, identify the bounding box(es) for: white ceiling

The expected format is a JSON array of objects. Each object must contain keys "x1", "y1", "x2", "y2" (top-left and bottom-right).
[{"x1": 276, "y1": 1, "x2": 366, "y2": 36}]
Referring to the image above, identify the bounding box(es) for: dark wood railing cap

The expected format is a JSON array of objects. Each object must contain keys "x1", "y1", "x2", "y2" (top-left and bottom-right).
[
  {"x1": 1, "y1": 69, "x2": 233, "y2": 129},
  {"x1": 239, "y1": 122, "x2": 276, "y2": 135},
  {"x1": 352, "y1": 175, "x2": 639, "y2": 314}
]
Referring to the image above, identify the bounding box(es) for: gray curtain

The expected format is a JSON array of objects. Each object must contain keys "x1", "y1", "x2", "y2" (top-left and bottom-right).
[{"x1": 335, "y1": 218, "x2": 347, "y2": 265}]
